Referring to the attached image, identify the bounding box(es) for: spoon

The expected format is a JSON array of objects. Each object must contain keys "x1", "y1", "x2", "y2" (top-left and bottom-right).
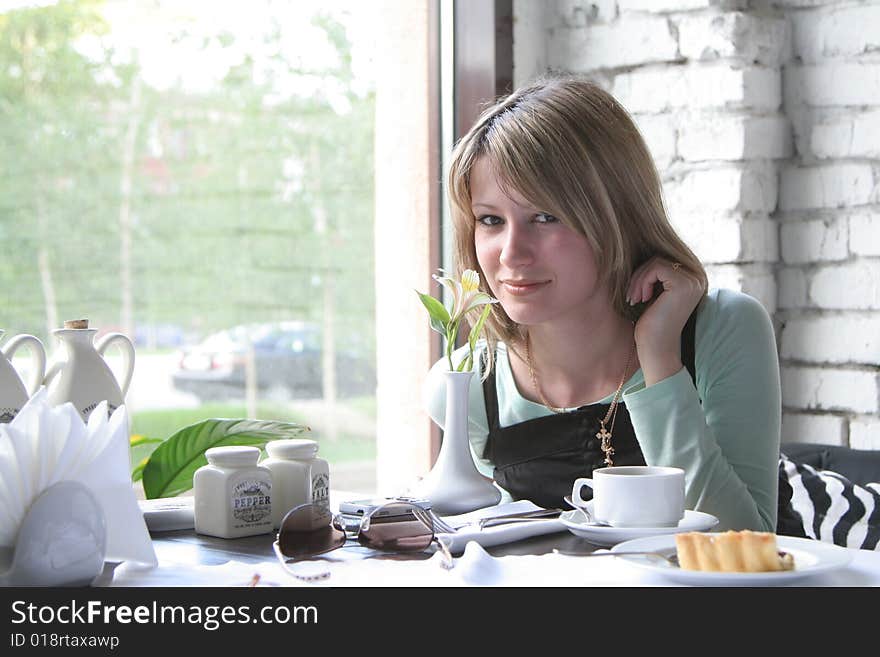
[{"x1": 552, "y1": 549, "x2": 677, "y2": 566}]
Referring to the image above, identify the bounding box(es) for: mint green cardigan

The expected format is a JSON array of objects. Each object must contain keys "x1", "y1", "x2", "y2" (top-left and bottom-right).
[{"x1": 424, "y1": 288, "x2": 782, "y2": 532}]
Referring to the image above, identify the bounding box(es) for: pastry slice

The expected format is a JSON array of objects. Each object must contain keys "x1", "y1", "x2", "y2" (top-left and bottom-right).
[{"x1": 675, "y1": 530, "x2": 795, "y2": 572}]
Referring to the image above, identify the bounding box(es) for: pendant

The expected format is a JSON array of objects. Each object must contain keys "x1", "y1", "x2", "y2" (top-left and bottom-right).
[{"x1": 596, "y1": 424, "x2": 615, "y2": 467}]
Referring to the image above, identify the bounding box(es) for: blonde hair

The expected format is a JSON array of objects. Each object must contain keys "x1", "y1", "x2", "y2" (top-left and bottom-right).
[{"x1": 448, "y1": 75, "x2": 707, "y2": 373}]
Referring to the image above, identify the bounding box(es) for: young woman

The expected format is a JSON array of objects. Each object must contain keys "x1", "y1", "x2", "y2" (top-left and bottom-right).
[{"x1": 425, "y1": 76, "x2": 781, "y2": 532}]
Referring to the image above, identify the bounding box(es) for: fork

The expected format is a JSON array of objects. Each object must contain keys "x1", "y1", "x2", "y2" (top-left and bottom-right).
[{"x1": 428, "y1": 510, "x2": 458, "y2": 534}]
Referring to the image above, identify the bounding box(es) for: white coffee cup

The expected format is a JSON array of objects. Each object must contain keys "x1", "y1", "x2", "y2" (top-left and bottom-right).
[{"x1": 571, "y1": 466, "x2": 685, "y2": 528}]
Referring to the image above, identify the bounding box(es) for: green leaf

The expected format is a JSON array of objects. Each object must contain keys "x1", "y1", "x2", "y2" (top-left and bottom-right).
[
  {"x1": 130, "y1": 434, "x2": 163, "y2": 447},
  {"x1": 445, "y1": 319, "x2": 460, "y2": 370},
  {"x1": 428, "y1": 316, "x2": 446, "y2": 336},
  {"x1": 131, "y1": 456, "x2": 149, "y2": 483},
  {"x1": 130, "y1": 439, "x2": 163, "y2": 481},
  {"x1": 141, "y1": 418, "x2": 310, "y2": 499},
  {"x1": 416, "y1": 291, "x2": 450, "y2": 331},
  {"x1": 468, "y1": 303, "x2": 493, "y2": 353}
]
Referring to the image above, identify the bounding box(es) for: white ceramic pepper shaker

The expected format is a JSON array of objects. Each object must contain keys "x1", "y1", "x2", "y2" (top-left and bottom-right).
[
  {"x1": 262, "y1": 439, "x2": 330, "y2": 529},
  {"x1": 193, "y1": 446, "x2": 273, "y2": 539}
]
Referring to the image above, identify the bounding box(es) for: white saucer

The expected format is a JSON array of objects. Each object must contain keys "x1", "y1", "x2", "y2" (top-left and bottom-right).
[
  {"x1": 610, "y1": 534, "x2": 853, "y2": 586},
  {"x1": 560, "y1": 503, "x2": 718, "y2": 547}
]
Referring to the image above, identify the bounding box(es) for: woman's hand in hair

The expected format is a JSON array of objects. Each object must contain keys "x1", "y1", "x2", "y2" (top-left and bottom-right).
[{"x1": 626, "y1": 257, "x2": 706, "y2": 387}]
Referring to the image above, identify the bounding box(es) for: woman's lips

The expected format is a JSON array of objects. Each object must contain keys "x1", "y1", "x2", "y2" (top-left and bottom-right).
[{"x1": 501, "y1": 280, "x2": 549, "y2": 296}]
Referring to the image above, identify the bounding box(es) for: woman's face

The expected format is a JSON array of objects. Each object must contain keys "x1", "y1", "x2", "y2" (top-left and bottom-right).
[{"x1": 470, "y1": 156, "x2": 607, "y2": 327}]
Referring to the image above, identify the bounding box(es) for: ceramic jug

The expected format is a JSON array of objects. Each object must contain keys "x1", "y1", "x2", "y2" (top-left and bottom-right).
[
  {"x1": 44, "y1": 320, "x2": 135, "y2": 422},
  {"x1": 0, "y1": 330, "x2": 47, "y2": 423}
]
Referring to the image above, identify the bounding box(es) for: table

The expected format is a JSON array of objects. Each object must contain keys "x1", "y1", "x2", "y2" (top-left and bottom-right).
[{"x1": 106, "y1": 493, "x2": 880, "y2": 587}]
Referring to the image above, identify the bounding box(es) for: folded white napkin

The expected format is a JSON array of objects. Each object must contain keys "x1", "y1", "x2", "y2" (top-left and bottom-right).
[
  {"x1": 436, "y1": 500, "x2": 566, "y2": 553},
  {"x1": 0, "y1": 388, "x2": 156, "y2": 567}
]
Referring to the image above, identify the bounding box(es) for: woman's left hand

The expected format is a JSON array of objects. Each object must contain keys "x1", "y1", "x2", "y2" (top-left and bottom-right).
[{"x1": 626, "y1": 257, "x2": 706, "y2": 386}]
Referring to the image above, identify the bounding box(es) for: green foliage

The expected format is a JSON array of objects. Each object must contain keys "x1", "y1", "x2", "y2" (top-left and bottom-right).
[
  {"x1": 130, "y1": 402, "x2": 377, "y2": 488},
  {"x1": 416, "y1": 291, "x2": 450, "y2": 336},
  {"x1": 0, "y1": 0, "x2": 120, "y2": 337},
  {"x1": 140, "y1": 418, "x2": 310, "y2": 499},
  {"x1": 0, "y1": 1, "x2": 376, "y2": 365}
]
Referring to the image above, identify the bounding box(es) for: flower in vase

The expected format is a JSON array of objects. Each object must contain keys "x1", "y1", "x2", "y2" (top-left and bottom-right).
[{"x1": 416, "y1": 269, "x2": 498, "y2": 372}]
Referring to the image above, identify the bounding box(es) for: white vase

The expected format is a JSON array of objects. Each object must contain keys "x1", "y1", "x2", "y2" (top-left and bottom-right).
[
  {"x1": 415, "y1": 370, "x2": 501, "y2": 515},
  {"x1": 0, "y1": 330, "x2": 46, "y2": 423}
]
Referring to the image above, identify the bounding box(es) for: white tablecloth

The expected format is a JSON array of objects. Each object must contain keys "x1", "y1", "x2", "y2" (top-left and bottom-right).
[{"x1": 109, "y1": 538, "x2": 880, "y2": 587}]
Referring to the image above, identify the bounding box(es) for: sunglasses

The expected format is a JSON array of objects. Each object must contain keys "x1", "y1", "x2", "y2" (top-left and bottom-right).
[{"x1": 272, "y1": 501, "x2": 453, "y2": 581}]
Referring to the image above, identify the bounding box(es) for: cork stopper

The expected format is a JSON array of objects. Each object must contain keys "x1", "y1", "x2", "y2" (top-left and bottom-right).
[{"x1": 63, "y1": 319, "x2": 89, "y2": 329}]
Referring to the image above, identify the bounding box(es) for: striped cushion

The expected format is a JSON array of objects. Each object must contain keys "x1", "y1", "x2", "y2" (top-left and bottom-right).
[{"x1": 778, "y1": 453, "x2": 880, "y2": 550}]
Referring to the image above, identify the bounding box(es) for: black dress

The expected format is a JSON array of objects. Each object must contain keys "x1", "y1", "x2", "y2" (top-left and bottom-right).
[{"x1": 480, "y1": 312, "x2": 698, "y2": 510}]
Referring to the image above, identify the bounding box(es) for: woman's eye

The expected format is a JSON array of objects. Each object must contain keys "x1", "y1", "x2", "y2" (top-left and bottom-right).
[
  {"x1": 476, "y1": 215, "x2": 503, "y2": 226},
  {"x1": 534, "y1": 213, "x2": 559, "y2": 224}
]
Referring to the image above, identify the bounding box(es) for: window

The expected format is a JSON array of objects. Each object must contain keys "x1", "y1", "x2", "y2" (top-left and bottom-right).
[{"x1": 1, "y1": 0, "x2": 447, "y2": 497}]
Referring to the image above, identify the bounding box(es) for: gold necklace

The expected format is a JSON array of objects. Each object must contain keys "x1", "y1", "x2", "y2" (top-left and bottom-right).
[{"x1": 524, "y1": 333, "x2": 635, "y2": 467}]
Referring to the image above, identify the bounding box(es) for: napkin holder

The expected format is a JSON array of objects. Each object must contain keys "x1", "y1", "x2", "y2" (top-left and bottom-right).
[
  {"x1": 0, "y1": 481, "x2": 106, "y2": 587},
  {"x1": 0, "y1": 389, "x2": 156, "y2": 585}
]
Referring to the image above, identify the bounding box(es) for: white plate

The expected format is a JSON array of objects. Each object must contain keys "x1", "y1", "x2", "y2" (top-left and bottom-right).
[
  {"x1": 560, "y1": 503, "x2": 718, "y2": 547},
  {"x1": 610, "y1": 534, "x2": 854, "y2": 586}
]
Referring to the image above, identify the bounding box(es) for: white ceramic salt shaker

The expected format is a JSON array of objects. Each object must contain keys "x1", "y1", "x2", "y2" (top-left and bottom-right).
[
  {"x1": 193, "y1": 446, "x2": 273, "y2": 539},
  {"x1": 262, "y1": 439, "x2": 329, "y2": 529}
]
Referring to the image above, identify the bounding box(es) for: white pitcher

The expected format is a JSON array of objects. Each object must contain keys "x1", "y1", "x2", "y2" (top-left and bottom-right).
[
  {"x1": 0, "y1": 330, "x2": 47, "y2": 423},
  {"x1": 44, "y1": 321, "x2": 135, "y2": 422}
]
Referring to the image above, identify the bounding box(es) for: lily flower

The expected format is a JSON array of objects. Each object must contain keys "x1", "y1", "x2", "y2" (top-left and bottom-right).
[
  {"x1": 417, "y1": 269, "x2": 499, "y2": 371},
  {"x1": 433, "y1": 269, "x2": 498, "y2": 324}
]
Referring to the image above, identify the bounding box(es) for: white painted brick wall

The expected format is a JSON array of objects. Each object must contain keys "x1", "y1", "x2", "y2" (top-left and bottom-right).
[
  {"x1": 664, "y1": 164, "x2": 777, "y2": 215},
  {"x1": 513, "y1": 0, "x2": 548, "y2": 87},
  {"x1": 785, "y1": 64, "x2": 880, "y2": 107},
  {"x1": 775, "y1": 0, "x2": 839, "y2": 7},
  {"x1": 632, "y1": 114, "x2": 676, "y2": 170},
  {"x1": 782, "y1": 412, "x2": 845, "y2": 446},
  {"x1": 551, "y1": 0, "x2": 617, "y2": 26},
  {"x1": 705, "y1": 263, "x2": 776, "y2": 314},
  {"x1": 518, "y1": 0, "x2": 880, "y2": 450},
  {"x1": 781, "y1": 366, "x2": 879, "y2": 414},
  {"x1": 780, "y1": 315, "x2": 880, "y2": 365},
  {"x1": 619, "y1": 0, "x2": 740, "y2": 11},
  {"x1": 809, "y1": 260, "x2": 880, "y2": 310},
  {"x1": 614, "y1": 65, "x2": 781, "y2": 112},
  {"x1": 850, "y1": 418, "x2": 880, "y2": 450},
  {"x1": 811, "y1": 109, "x2": 880, "y2": 160},
  {"x1": 792, "y1": 4, "x2": 880, "y2": 64},
  {"x1": 548, "y1": 16, "x2": 678, "y2": 71},
  {"x1": 779, "y1": 164, "x2": 877, "y2": 211},
  {"x1": 678, "y1": 13, "x2": 789, "y2": 67},
  {"x1": 850, "y1": 212, "x2": 880, "y2": 257},
  {"x1": 678, "y1": 114, "x2": 792, "y2": 161},
  {"x1": 672, "y1": 213, "x2": 777, "y2": 263},
  {"x1": 778, "y1": 267, "x2": 807, "y2": 309},
  {"x1": 779, "y1": 216, "x2": 848, "y2": 264}
]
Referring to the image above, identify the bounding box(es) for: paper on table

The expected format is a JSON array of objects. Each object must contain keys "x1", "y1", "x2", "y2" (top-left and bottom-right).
[{"x1": 139, "y1": 497, "x2": 195, "y2": 532}]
